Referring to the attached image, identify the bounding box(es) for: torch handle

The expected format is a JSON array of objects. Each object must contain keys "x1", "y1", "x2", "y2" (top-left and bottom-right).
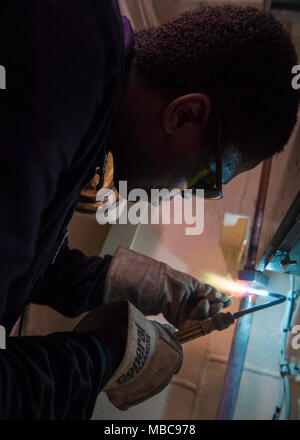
[
  {"x1": 175, "y1": 313, "x2": 235, "y2": 344},
  {"x1": 175, "y1": 318, "x2": 218, "y2": 344}
]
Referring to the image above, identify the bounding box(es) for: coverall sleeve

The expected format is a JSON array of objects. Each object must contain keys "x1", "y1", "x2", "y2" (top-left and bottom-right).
[
  {"x1": 0, "y1": 329, "x2": 124, "y2": 420},
  {"x1": 31, "y1": 240, "x2": 113, "y2": 318}
]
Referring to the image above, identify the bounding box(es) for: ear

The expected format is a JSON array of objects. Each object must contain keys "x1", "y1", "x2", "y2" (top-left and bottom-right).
[{"x1": 163, "y1": 93, "x2": 211, "y2": 135}]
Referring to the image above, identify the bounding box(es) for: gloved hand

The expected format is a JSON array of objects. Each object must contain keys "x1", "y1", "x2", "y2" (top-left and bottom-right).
[
  {"x1": 74, "y1": 300, "x2": 183, "y2": 410},
  {"x1": 103, "y1": 246, "x2": 233, "y2": 329}
]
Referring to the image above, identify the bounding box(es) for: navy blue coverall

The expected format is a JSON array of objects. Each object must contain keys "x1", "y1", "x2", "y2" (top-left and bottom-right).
[{"x1": 0, "y1": 0, "x2": 133, "y2": 419}]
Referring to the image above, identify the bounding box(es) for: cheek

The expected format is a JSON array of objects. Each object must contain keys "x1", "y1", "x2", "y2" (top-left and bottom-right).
[
  {"x1": 154, "y1": 151, "x2": 177, "y2": 175},
  {"x1": 179, "y1": 151, "x2": 208, "y2": 184},
  {"x1": 133, "y1": 132, "x2": 179, "y2": 178}
]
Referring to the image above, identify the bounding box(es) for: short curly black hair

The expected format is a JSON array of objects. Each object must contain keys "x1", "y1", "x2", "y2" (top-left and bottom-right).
[{"x1": 134, "y1": 5, "x2": 299, "y2": 166}]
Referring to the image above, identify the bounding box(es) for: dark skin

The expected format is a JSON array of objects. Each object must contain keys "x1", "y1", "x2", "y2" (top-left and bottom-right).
[{"x1": 108, "y1": 61, "x2": 259, "y2": 196}]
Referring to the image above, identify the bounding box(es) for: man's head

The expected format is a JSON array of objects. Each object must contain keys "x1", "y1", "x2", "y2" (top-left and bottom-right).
[{"x1": 108, "y1": 5, "x2": 299, "y2": 194}]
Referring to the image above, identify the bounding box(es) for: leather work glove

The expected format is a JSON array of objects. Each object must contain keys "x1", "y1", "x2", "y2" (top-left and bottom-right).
[
  {"x1": 103, "y1": 246, "x2": 233, "y2": 330},
  {"x1": 74, "y1": 300, "x2": 183, "y2": 410}
]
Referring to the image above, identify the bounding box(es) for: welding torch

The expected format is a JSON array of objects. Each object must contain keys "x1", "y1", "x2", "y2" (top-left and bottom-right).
[{"x1": 175, "y1": 293, "x2": 286, "y2": 344}]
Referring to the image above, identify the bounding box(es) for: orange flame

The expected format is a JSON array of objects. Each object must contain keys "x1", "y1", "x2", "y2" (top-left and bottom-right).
[{"x1": 202, "y1": 273, "x2": 268, "y2": 297}]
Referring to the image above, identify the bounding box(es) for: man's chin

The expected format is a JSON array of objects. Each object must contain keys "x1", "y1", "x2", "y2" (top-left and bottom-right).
[{"x1": 114, "y1": 179, "x2": 153, "y2": 197}]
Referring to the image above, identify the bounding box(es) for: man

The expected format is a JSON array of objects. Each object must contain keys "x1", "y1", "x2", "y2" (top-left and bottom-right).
[{"x1": 0, "y1": 1, "x2": 298, "y2": 419}]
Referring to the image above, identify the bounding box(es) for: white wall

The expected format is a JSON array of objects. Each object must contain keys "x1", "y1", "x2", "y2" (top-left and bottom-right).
[{"x1": 235, "y1": 273, "x2": 300, "y2": 420}]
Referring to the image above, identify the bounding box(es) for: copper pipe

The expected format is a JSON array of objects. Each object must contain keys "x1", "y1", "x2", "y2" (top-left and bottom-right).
[
  {"x1": 246, "y1": 157, "x2": 273, "y2": 270},
  {"x1": 216, "y1": 157, "x2": 273, "y2": 420}
]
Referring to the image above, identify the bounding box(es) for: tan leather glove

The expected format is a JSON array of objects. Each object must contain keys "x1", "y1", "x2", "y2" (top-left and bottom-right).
[
  {"x1": 74, "y1": 300, "x2": 183, "y2": 410},
  {"x1": 103, "y1": 246, "x2": 233, "y2": 329}
]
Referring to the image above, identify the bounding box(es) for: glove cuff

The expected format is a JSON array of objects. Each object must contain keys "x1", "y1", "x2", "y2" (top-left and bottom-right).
[
  {"x1": 103, "y1": 301, "x2": 157, "y2": 390},
  {"x1": 103, "y1": 246, "x2": 162, "y2": 315},
  {"x1": 104, "y1": 301, "x2": 183, "y2": 410}
]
